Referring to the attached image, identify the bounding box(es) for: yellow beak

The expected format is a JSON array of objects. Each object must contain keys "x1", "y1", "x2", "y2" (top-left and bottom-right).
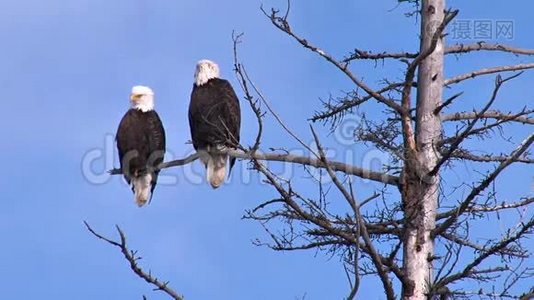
[{"x1": 130, "y1": 94, "x2": 141, "y2": 103}]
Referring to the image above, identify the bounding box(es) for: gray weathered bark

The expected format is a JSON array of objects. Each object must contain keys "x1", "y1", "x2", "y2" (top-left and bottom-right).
[{"x1": 402, "y1": 0, "x2": 444, "y2": 299}]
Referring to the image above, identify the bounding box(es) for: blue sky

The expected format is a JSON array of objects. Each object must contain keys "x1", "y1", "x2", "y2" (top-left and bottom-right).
[{"x1": 1, "y1": 0, "x2": 532, "y2": 299}]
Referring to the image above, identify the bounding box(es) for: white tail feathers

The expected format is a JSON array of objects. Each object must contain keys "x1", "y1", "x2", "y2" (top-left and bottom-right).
[
  {"x1": 206, "y1": 154, "x2": 227, "y2": 189},
  {"x1": 132, "y1": 174, "x2": 152, "y2": 207}
]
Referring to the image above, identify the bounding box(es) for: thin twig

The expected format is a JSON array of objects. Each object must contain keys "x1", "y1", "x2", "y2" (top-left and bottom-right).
[
  {"x1": 232, "y1": 31, "x2": 263, "y2": 152},
  {"x1": 310, "y1": 126, "x2": 396, "y2": 300}
]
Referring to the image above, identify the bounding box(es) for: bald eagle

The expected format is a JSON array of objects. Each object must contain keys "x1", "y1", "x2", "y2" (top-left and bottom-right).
[
  {"x1": 116, "y1": 86, "x2": 166, "y2": 206},
  {"x1": 189, "y1": 60, "x2": 241, "y2": 188}
]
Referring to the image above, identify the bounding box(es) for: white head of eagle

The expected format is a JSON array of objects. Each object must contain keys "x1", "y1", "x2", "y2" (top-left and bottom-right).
[
  {"x1": 130, "y1": 85, "x2": 154, "y2": 112},
  {"x1": 194, "y1": 59, "x2": 220, "y2": 86}
]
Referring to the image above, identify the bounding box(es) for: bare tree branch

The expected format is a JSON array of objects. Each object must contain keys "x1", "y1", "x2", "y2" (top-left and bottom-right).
[
  {"x1": 310, "y1": 82, "x2": 404, "y2": 123},
  {"x1": 437, "y1": 197, "x2": 534, "y2": 220},
  {"x1": 433, "y1": 132, "x2": 534, "y2": 237},
  {"x1": 84, "y1": 222, "x2": 183, "y2": 300},
  {"x1": 450, "y1": 149, "x2": 533, "y2": 164},
  {"x1": 109, "y1": 149, "x2": 400, "y2": 186},
  {"x1": 434, "y1": 92, "x2": 464, "y2": 114},
  {"x1": 439, "y1": 108, "x2": 533, "y2": 147},
  {"x1": 343, "y1": 49, "x2": 417, "y2": 62},
  {"x1": 446, "y1": 42, "x2": 534, "y2": 56},
  {"x1": 311, "y1": 126, "x2": 396, "y2": 300},
  {"x1": 260, "y1": 5, "x2": 405, "y2": 114},
  {"x1": 434, "y1": 217, "x2": 534, "y2": 288},
  {"x1": 430, "y1": 73, "x2": 521, "y2": 176},
  {"x1": 444, "y1": 63, "x2": 534, "y2": 86},
  {"x1": 442, "y1": 109, "x2": 534, "y2": 125},
  {"x1": 342, "y1": 42, "x2": 534, "y2": 63},
  {"x1": 440, "y1": 232, "x2": 527, "y2": 259}
]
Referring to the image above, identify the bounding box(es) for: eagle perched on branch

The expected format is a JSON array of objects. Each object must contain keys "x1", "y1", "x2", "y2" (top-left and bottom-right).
[
  {"x1": 189, "y1": 60, "x2": 241, "y2": 188},
  {"x1": 116, "y1": 86, "x2": 166, "y2": 206}
]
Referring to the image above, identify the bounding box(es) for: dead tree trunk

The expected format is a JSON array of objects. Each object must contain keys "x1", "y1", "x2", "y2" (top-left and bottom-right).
[
  {"x1": 402, "y1": 0, "x2": 445, "y2": 299},
  {"x1": 401, "y1": 0, "x2": 446, "y2": 299}
]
